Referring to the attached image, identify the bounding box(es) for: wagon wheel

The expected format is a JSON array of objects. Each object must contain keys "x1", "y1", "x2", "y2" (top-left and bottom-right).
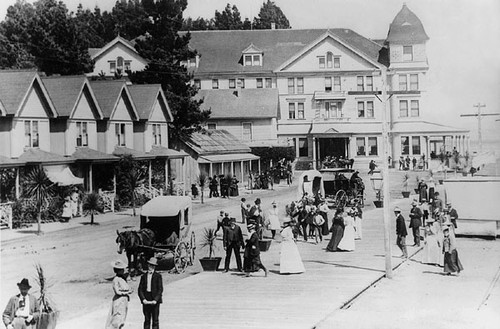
[
  {"x1": 174, "y1": 241, "x2": 189, "y2": 273},
  {"x1": 335, "y1": 190, "x2": 348, "y2": 209},
  {"x1": 189, "y1": 232, "x2": 196, "y2": 265}
]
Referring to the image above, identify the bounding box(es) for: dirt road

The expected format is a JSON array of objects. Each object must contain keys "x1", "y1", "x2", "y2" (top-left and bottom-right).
[{"x1": 0, "y1": 184, "x2": 297, "y2": 323}]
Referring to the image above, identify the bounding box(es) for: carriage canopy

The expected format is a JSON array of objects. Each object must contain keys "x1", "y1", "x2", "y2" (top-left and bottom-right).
[
  {"x1": 140, "y1": 196, "x2": 192, "y2": 245},
  {"x1": 297, "y1": 170, "x2": 325, "y2": 199}
]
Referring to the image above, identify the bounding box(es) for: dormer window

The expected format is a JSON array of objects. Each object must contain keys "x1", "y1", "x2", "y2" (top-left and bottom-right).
[
  {"x1": 242, "y1": 44, "x2": 263, "y2": 67},
  {"x1": 243, "y1": 54, "x2": 262, "y2": 66}
]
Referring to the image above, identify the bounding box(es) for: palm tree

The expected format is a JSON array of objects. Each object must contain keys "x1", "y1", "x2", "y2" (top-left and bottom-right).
[
  {"x1": 198, "y1": 173, "x2": 207, "y2": 204},
  {"x1": 23, "y1": 167, "x2": 55, "y2": 235},
  {"x1": 82, "y1": 192, "x2": 103, "y2": 225}
]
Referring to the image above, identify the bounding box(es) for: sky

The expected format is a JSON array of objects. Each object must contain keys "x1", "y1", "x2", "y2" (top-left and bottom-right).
[{"x1": 1, "y1": 0, "x2": 499, "y2": 142}]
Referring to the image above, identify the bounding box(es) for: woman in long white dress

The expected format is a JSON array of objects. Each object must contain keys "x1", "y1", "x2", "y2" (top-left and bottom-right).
[
  {"x1": 348, "y1": 204, "x2": 362, "y2": 240},
  {"x1": 267, "y1": 201, "x2": 281, "y2": 239},
  {"x1": 337, "y1": 215, "x2": 355, "y2": 251},
  {"x1": 421, "y1": 218, "x2": 443, "y2": 266},
  {"x1": 280, "y1": 221, "x2": 305, "y2": 274},
  {"x1": 106, "y1": 260, "x2": 133, "y2": 329}
]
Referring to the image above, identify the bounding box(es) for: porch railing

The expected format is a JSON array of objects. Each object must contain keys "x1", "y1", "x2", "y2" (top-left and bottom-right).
[
  {"x1": 0, "y1": 202, "x2": 14, "y2": 229},
  {"x1": 134, "y1": 185, "x2": 162, "y2": 200},
  {"x1": 99, "y1": 190, "x2": 115, "y2": 213}
]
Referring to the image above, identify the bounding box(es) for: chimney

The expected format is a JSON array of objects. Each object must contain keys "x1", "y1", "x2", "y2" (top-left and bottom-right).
[{"x1": 271, "y1": 22, "x2": 276, "y2": 30}]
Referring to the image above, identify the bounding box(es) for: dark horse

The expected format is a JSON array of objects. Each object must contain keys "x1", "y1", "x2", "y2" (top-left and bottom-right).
[{"x1": 116, "y1": 229, "x2": 155, "y2": 275}]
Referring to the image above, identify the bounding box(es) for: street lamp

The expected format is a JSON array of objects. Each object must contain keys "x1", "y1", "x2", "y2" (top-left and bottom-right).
[{"x1": 370, "y1": 170, "x2": 383, "y2": 208}]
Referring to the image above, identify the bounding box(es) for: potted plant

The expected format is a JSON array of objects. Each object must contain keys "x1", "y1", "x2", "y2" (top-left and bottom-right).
[
  {"x1": 198, "y1": 228, "x2": 222, "y2": 271},
  {"x1": 402, "y1": 173, "x2": 411, "y2": 198},
  {"x1": 258, "y1": 238, "x2": 272, "y2": 252},
  {"x1": 35, "y1": 263, "x2": 58, "y2": 329}
]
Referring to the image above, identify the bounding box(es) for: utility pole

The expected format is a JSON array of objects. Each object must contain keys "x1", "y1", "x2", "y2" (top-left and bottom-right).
[
  {"x1": 460, "y1": 103, "x2": 500, "y2": 153},
  {"x1": 380, "y1": 67, "x2": 393, "y2": 279}
]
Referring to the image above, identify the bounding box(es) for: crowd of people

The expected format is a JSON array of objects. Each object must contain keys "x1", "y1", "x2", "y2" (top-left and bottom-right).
[
  {"x1": 206, "y1": 175, "x2": 240, "y2": 198},
  {"x1": 398, "y1": 155, "x2": 427, "y2": 171}
]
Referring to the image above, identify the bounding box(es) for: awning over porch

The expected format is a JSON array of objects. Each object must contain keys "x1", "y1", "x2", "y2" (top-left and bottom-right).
[
  {"x1": 198, "y1": 153, "x2": 259, "y2": 163},
  {"x1": 72, "y1": 147, "x2": 119, "y2": 163},
  {"x1": 148, "y1": 146, "x2": 189, "y2": 159},
  {"x1": 391, "y1": 121, "x2": 469, "y2": 135},
  {"x1": 44, "y1": 165, "x2": 84, "y2": 186}
]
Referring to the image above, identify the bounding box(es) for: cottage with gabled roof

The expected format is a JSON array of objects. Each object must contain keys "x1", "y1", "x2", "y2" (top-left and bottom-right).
[
  {"x1": 128, "y1": 84, "x2": 173, "y2": 152},
  {"x1": 89, "y1": 80, "x2": 139, "y2": 154},
  {"x1": 87, "y1": 36, "x2": 148, "y2": 77},
  {"x1": 42, "y1": 75, "x2": 104, "y2": 156},
  {"x1": 0, "y1": 70, "x2": 58, "y2": 158}
]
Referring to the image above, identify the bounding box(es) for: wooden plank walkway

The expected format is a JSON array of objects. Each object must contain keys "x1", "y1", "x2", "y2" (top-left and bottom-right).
[{"x1": 61, "y1": 197, "x2": 421, "y2": 329}]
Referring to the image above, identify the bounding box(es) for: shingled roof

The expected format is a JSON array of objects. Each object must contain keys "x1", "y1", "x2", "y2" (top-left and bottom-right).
[
  {"x1": 17, "y1": 148, "x2": 73, "y2": 164},
  {"x1": 195, "y1": 89, "x2": 279, "y2": 119},
  {"x1": 0, "y1": 70, "x2": 56, "y2": 117},
  {"x1": 42, "y1": 76, "x2": 103, "y2": 119},
  {"x1": 128, "y1": 84, "x2": 173, "y2": 121},
  {"x1": 186, "y1": 28, "x2": 385, "y2": 74},
  {"x1": 386, "y1": 4, "x2": 429, "y2": 43},
  {"x1": 72, "y1": 147, "x2": 118, "y2": 162},
  {"x1": 89, "y1": 80, "x2": 138, "y2": 120},
  {"x1": 183, "y1": 130, "x2": 251, "y2": 156},
  {"x1": 89, "y1": 36, "x2": 138, "y2": 60}
]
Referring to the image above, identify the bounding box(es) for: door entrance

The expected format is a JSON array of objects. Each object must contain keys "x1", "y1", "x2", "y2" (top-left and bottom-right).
[{"x1": 318, "y1": 138, "x2": 349, "y2": 160}]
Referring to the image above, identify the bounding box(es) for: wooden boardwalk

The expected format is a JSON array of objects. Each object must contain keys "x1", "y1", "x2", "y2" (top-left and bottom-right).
[{"x1": 61, "y1": 197, "x2": 420, "y2": 329}]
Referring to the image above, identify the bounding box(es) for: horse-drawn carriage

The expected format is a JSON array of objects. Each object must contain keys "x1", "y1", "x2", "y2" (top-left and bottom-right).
[
  {"x1": 319, "y1": 168, "x2": 365, "y2": 209},
  {"x1": 116, "y1": 196, "x2": 196, "y2": 274}
]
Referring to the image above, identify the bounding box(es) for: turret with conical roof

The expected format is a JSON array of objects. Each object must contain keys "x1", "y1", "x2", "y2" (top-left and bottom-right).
[
  {"x1": 385, "y1": 4, "x2": 429, "y2": 68},
  {"x1": 387, "y1": 3, "x2": 429, "y2": 44}
]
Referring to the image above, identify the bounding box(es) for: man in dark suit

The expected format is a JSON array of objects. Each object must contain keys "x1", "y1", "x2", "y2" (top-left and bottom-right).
[
  {"x1": 223, "y1": 218, "x2": 245, "y2": 272},
  {"x1": 409, "y1": 201, "x2": 423, "y2": 247},
  {"x1": 395, "y1": 207, "x2": 408, "y2": 258},
  {"x1": 138, "y1": 257, "x2": 163, "y2": 329},
  {"x1": 447, "y1": 203, "x2": 459, "y2": 228}
]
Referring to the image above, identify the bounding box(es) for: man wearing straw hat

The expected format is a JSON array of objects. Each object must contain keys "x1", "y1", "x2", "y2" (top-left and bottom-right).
[
  {"x1": 138, "y1": 257, "x2": 163, "y2": 329},
  {"x1": 2, "y1": 278, "x2": 40, "y2": 329}
]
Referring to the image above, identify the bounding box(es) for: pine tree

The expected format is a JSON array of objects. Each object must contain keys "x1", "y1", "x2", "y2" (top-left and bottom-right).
[{"x1": 253, "y1": 0, "x2": 291, "y2": 29}]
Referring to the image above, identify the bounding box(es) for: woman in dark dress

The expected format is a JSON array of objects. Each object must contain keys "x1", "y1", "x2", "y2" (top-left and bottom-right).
[
  {"x1": 326, "y1": 208, "x2": 345, "y2": 252},
  {"x1": 243, "y1": 224, "x2": 268, "y2": 277},
  {"x1": 418, "y1": 179, "x2": 428, "y2": 203}
]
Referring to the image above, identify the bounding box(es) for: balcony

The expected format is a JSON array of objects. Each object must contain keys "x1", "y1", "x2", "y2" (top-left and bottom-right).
[{"x1": 313, "y1": 91, "x2": 347, "y2": 100}]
